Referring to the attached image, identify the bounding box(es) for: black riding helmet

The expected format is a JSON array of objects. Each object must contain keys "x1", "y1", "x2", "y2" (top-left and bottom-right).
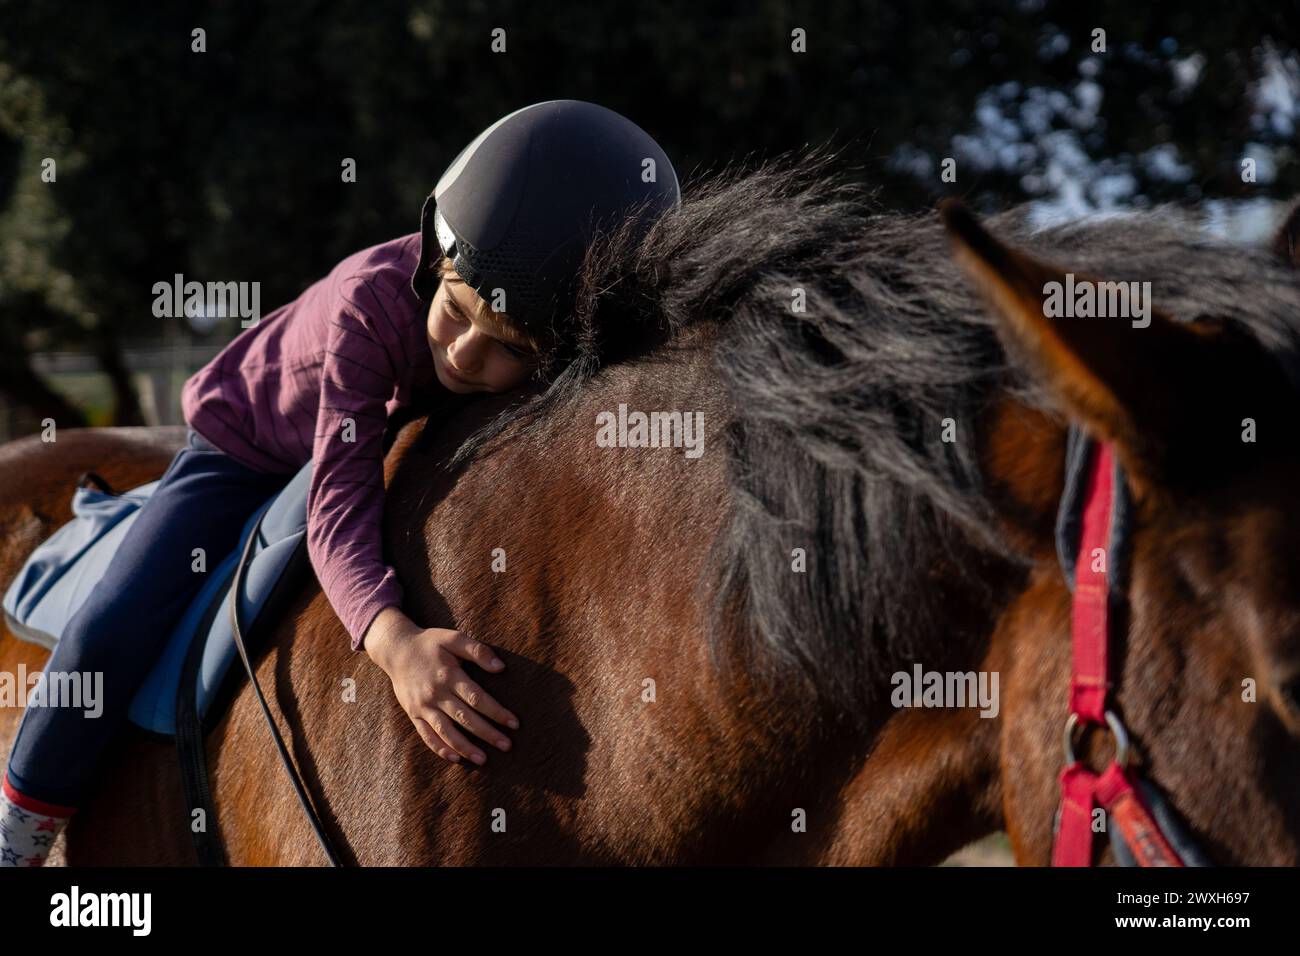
[{"x1": 412, "y1": 100, "x2": 680, "y2": 342}]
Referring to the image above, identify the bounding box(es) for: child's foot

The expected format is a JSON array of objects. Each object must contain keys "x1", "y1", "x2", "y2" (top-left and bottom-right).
[{"x1": 0, "y1": 774, "x2": 73, "y2": 867}]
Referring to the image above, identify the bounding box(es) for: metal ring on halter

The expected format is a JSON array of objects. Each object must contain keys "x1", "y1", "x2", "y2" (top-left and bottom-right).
[{"x1": 1063, "y1": 710, "x2": 1131, "y2": 767}]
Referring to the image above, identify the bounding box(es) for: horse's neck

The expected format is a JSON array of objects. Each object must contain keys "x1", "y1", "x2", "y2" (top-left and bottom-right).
[{"x1": 832, "y1": 704, "x2": 1002, "y2": 865}]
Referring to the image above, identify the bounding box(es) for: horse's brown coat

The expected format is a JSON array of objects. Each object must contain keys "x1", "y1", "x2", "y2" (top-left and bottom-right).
[
  {"x1": 5, "y1": 195, "x2": 1300, "y2": 865},
  {"x1": 2, "y1": 357, "x2": 993, "y2": 865}
]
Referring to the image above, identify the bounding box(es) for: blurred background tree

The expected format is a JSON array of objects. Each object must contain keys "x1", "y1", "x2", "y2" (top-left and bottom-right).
[{"x1": 0, "y1": 0, "x2": 1296, "y2": 434}]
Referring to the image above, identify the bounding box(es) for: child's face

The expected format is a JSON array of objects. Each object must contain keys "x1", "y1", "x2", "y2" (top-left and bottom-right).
[{"x1": 427, "y1": 270, "x2": 538, "y2": 394}]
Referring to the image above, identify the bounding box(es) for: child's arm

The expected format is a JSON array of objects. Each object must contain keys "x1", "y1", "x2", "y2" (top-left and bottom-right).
[
  {"x1": 305, "y1": 300, "x2": 405, "y2": 649},
  {"x1": 306, "y1": 300, "x2": 517, "y2": 764}
]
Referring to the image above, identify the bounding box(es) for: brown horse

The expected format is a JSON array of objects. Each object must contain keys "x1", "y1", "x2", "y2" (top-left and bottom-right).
[{"x1": 3, "y1": 155, "x2": 1300, "y2": 865}]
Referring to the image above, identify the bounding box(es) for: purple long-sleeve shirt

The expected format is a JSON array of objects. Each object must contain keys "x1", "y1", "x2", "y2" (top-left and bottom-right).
[{"x1": 181, "y1": 234, "x2": 439, "y2": 651}]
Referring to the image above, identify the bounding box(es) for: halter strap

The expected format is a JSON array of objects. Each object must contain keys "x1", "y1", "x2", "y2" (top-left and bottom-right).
[
  {"x1": 1067, "y1": 440, "x2": 1115, "y2": 726},
  {"x1": 1050, "y1": 434, "x2": 1196, "y2": 867}
]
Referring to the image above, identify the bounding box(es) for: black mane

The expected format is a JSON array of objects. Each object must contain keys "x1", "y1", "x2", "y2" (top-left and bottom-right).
[{"x1": 470, "y1": 148, "x2": 1300, "y2": 729}]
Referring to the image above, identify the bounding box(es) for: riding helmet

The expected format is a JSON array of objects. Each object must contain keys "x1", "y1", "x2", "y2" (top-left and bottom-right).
[{"x1": 412, "y1": 100, "x2": 681, "y2": 337}]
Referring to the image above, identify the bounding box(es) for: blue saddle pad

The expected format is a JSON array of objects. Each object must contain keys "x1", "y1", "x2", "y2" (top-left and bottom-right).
[{"x1": 1, "y1": 462, "x2": 312, "y2": 737}]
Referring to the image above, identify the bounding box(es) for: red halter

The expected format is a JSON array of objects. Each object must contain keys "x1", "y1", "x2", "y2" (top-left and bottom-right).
[{"x1": 1050, "y1": 441, "x2": 1186, "y2": 867}]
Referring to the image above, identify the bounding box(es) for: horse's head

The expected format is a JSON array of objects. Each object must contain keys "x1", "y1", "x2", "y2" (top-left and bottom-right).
[{"x1": 944, "y1": 200, "x2": 1300, "y2": 865}]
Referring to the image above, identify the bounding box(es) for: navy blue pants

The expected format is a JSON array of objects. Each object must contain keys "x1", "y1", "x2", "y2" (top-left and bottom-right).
[{"x1": 6, "y1": 428, "x2": 288, "y2": 808}]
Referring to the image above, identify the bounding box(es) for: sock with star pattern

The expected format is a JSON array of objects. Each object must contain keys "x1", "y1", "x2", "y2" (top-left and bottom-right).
[{"x1": 0, "y1": 773, "x2": 74, "y2": 867}]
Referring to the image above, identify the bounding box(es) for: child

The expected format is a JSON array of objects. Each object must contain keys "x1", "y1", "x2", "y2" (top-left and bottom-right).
[{"x1": 0, "y1": 100, "x2": 680, "y2": 866}]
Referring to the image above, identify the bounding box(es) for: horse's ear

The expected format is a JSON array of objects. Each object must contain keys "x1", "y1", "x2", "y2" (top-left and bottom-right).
[
  {"x1": 938, "y1": 200, "x2": 1219, "y2": 494},
  {"x1": 1272, "y1": 200, "x2": 1300, "y2": 269}
]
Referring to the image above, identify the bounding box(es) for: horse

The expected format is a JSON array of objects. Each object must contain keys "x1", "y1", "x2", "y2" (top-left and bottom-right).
[{"x1": 3, "y1": 151, "x2": 1300, "y2": 864}]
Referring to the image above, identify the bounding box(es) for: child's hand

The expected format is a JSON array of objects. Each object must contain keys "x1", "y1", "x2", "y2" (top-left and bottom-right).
[{"x1": 363, "y1": 606, "x2": 518, "y2": 765}]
